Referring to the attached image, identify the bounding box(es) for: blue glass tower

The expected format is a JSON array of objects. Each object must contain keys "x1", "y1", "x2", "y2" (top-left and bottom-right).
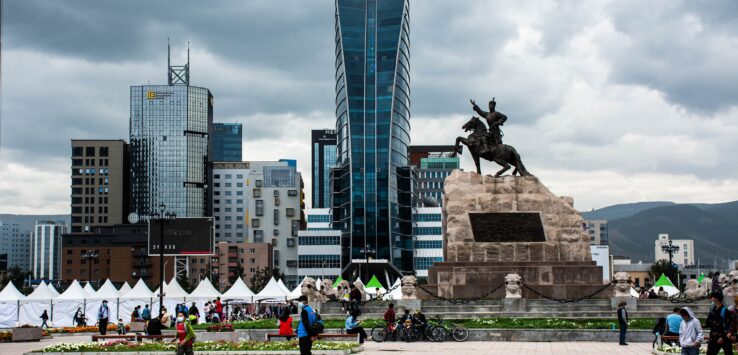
[
  {"x1": 212, "y1": 123, "x2": 242, "y2": 162},
  {"x1": 333, "y1": 0, "x2": 412, "y2": 276}
]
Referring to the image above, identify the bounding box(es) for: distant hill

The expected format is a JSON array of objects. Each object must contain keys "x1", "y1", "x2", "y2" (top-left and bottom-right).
[
  {"x1": 581, "y1": 201, "x2": 675, "y2": 220},
  {"x1": 607, "y1": 204, "x2": 738, "y2": 264},
  {"x1": 0, "y1": 214, "x2": 69, "y2": 233}
]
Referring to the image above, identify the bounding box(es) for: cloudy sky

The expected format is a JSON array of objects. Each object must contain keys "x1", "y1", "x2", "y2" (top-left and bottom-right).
[{"x1": 1, "y1": 0, "x2": 737, "y2": 214}]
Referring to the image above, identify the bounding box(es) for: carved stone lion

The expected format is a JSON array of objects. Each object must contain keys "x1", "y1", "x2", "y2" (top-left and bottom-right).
[
  {"x1": 401, "y1": 276, "x2": 418, "y2": 300},
  {"x1": 725, "y1": 270, "x2": 738, "y2": 298},
  {"x1": 684, "y1": 279, "x2": 706, "y2": 299},
  {"x1": 320, "y1": 279, "x2": 336, "y2": 301},
  {"x1": 612, "y1": 272, "x2": 632, "y2": 298},
  {"x1": 504, "y1": 273, "x2": 523, "y2": 298},
  {"x1": 300, "y1": 277, "x2": 320, "y2": 303}
]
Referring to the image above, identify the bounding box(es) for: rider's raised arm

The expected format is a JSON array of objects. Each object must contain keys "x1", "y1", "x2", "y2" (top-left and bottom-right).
[{"x1": 472, "y1": 103, "x2": 487, "y2": 117}]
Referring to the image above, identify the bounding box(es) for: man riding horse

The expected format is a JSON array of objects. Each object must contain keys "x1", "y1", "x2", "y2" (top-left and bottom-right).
[{"x1": 470, "y1": 97, "x2": 506, "y2": 154}]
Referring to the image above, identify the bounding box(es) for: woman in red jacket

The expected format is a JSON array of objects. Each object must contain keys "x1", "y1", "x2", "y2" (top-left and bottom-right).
[{"x1": 277, "y1": 311, "x2": 294, "y2": 340}]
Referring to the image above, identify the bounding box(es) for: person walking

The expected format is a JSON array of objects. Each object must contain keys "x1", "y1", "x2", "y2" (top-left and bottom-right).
[
  {"x1": 74, "y1": 307, "x2": 85, "y2": 327},
  {"x1": 97, "y1": 300, "x2": 110, "y2": 335},
  {"x1": 345, "y1": 310, "x2": 368, "y2": 343},
  {"x1": 617, "y1": 301, "x2": 628, "y2": 345},
  {"x1": 679, "y1": 307, "x2": 704, "y2": 355},
  {"x1": 706, "y1": 292, "x2": 734, "y2": 355},
  {"x1": 188, "y1": 302, "x2": 200, "y2": 325},
  {"x1": 40, "y1": 310, "x2": 49, "y2": 329},
  {"x1": 297, "y1": 295, "x2": 317, "y2": 355},
  {"x1": 171, "y1": 313, "x2": 196, "y2": 355}
]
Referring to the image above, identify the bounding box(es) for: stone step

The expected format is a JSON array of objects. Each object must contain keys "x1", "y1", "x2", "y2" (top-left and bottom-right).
[{"x1": 320, "y1": 310, "x2": 710, "y2": 319}]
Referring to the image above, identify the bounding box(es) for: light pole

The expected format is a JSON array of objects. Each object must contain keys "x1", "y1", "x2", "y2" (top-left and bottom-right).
[
  {"x1": 82, "y1": 249, "x2": 99, "y2": 287},
  {"x1": 661, "y1": 239, "x2": 680, "y2": 283},
  {"x1": 149, "y1": 203, "x2": 176, "y2": 316}
]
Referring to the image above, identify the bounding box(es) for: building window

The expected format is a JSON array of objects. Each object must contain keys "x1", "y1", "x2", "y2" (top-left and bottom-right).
[
  {"x1": 255, "y1": 180, "x2": 263, "y2": 187},
  {"x1": 252, "y1": 219, "x2": 260, "y2": 228},
  {"x1": 273, "y1": 209, "x2": 279, "y2": 225},
  {"x1": 287, "y1": 238, "x2": 296, "y2": 247},
  {"x1": 253, "y1": 189, "x2": 261, "y2": 198},
  {"x1": 288, "y1": 190, "x2": 298, "y2": 197},
  {"x1": 255, "y1": 200, "x2": 264, "y2": 216},
  {"x1": 254, "y1": 230, "x2": 263, "y2": 243},
  {"x1": 286, "y1": 208, "x2": 295, "y2": 217}
]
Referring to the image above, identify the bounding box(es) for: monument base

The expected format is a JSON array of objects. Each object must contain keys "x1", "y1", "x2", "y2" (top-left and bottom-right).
[{"x1": 424, "y1": 260, "x2": 608, "y2": 300}]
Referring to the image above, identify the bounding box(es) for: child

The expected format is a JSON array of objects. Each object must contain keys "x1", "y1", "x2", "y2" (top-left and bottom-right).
[{"x1": 117, "y1": 319, "x2": 126, "y2": 334}]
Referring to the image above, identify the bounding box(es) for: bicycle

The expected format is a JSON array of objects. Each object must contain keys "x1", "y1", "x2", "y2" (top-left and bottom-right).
[
  {"x1": 428, "y1": 316, "x2": 469, "y2": 342},
  {"x1": 371, "y1": 321, "x2": 397, "y2": 342},
  {"x1": 398, "y1": 319, "x2": 421, "y2": 342}
]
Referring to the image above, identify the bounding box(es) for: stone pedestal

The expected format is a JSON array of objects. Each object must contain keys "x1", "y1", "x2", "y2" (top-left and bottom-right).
[
  {"x1": 425, "y1": 171, "x2": 606, "y2": 300},
  {"x1": 611, "y1": 297, "x2": 637, "y2": 311},
  {"x1": 503, "y1": 298, "x2": 526, "y2": 312}
]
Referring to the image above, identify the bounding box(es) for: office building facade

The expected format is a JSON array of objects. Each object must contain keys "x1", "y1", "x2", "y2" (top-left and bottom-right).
[
  {"x1": 333, "y1": 0, "x2": 412, "y2": 277},
  {"x1": 208, "y1": 242, "x2": 273, "y2": 291},
  {"x1": 0, "y1": 221, "x2": 31, "y2": 271},
  {"x1": 412, "y1": 207, "x2": 443, "y2": 278},
  {"x1": 129, "y1": 85, "x2": 212, "y2": 218},
  {"x1": 70, "y1": 140, "x2": 130, "y2": 233},
  {"x1": 297, "y1": 208, "x2": 342, "y2": 280},
  {"x1": 654, "y1": 233, "x2": 695, "y2": 266},
  {"x1": 208, "y1": 161, "x2": 303, "y2": 287},
  {"x1": 212, "y1": 123, "x2": 243, "y2": 162},
  {"x1": 584, "y1": 219, "x2": 608, "y2": 245},
  {"x1": 311, "y1": 129, "x2": 337, "y2": 209},
  {"x1": 409, "y1": 146, "x2": 459, "y2": 207},
  {"x1": 32, "y1": 221, "x2": 67, "y2": 280}
]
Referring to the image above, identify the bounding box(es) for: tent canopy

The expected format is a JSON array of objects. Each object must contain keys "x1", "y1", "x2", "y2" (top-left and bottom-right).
[
  {"x1": 0, "y1": 282, "x2": 25, "y2": 301},
  {"x1": 254, "y1": 277, "x2": 288, "y2": 301},
  {"x1": 287, "y1": 277, "x2": 305, "y2": 300},
  {"x1": 121, "y1": 279, "x2": 154, "y2": 299},
  {"x1": 47, "y1": 283, "x2": 60, "y2": 297},
  {"x1": 189, "y1": 278, "x2": 221, "y2": 299},
  {"x1": 83, "y1": 282, "x2": 96, "y2": 296},
  {"x1": 164, "y1": 278, "x2": 190, "y2": 299},
  {"x1": 92, "y1": 279, "x2": 120, "y2": 300},
  {"x1": 119, "y1": 282, "x2": 132, "y2": 296},
  {"x1": 383, "y1": 278, "x2": 402, "y2": 301},
  {"x1": 222, "y1": 278, "x2": 254, "y2": 301},
  {"x1": 650, "y1": 274, "x2": 680, "y2": 297},
  {"x1": 56, "y1": 280, "x2": 89, "y2": 301},
  {"x1": 277, "y1": 279, "x2": 291, "y2": 295},
  {"x1": 332, "y1": 276, "x2": 344, "y2": 289},
  {"x1": 25, "y1": 282, "x2": 57, "y2": 301}
]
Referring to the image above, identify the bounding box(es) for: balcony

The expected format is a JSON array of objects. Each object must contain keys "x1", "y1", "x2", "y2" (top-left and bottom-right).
[
  {"x1": 228, "y1": 262, "x2": 238, "y2": 268},
  {"x1": 228, "y1": 252, "x2": 238, "y2": 258},
  {"x1": 132, "y1": 260, "x2": 152, "y2": 267}
]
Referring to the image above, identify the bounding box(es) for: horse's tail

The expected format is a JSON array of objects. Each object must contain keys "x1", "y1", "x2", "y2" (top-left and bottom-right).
[{"x1": 512, "y1": 148, "x2": 531, "y2": 176}]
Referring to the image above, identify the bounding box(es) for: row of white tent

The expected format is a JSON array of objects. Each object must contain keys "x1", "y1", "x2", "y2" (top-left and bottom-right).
[{"x1": 0, "y1": 276, "x2": 403, "y2": 329}]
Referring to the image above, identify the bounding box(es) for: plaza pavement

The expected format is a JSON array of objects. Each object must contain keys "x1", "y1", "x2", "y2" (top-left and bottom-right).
[{"x1": 3, "y1": 336, "x2": 656, "y2": 355}]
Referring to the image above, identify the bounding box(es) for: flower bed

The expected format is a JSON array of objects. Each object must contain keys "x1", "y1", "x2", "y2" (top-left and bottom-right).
[
  {"x1": 46, "y1": 324, "x2": 127, "y2": 334},
  {"x1": 34, "y1": 340, "x2": 357, "y2": 353},
  {"x1": 0, "y1": 331, "x2": 12, "y2": 342},
  {"x1": 655, "y1": 344, "x2": 708, "y2": 354},
  {"x1": 206, "y1": 323, "x2": 234, "y2": 332}
]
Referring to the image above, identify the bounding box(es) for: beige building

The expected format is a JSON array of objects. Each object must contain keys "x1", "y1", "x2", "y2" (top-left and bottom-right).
[
  {"x1": 654, "y1": 234, "x2": 695, "y2": 266},
  {"x1": 70, "y1": 140, "x2": 129, "y2": 233},
  {"x1": 188, "y1": 242, "x2": 273, "y2": 291}
]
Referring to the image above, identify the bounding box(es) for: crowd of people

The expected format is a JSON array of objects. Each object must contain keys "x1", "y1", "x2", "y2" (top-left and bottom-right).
[
  {"x1": 637, "y1": 286, "x2": 669, "y2": 299},
  {"x1": 619, "y1": 292, "x2": 738, "y2": 355}
]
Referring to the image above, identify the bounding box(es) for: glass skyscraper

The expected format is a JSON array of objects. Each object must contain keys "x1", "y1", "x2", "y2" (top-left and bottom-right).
[
  {"x1": 129, "y1": 85, "x2": 213, "y2": 217},
  {"x1": 311, "y1": 129, "x2": 337, "y2": 208},
  {"x1": 212, "y1": 123, "x2": 242, "y2": 162},
  {"x1": 333, "y1": 0, "x2": 412, "y2": 276}
]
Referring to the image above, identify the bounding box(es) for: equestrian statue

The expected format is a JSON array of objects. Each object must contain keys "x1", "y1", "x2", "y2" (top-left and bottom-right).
[{"x1": 453, "y1": 98, "x2": 531, "y2": 177}]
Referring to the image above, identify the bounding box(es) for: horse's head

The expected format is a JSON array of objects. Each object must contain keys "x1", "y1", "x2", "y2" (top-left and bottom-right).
[{"x1": 463, "y1": 116, "x2": 483, "y2": 132}]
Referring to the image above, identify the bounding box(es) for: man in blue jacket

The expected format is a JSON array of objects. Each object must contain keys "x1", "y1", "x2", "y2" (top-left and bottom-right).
[{"x1": 297, "y1": 295, "x2": 316, "y2": 355}]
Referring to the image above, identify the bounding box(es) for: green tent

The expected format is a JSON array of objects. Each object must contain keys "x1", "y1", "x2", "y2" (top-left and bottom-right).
[
  {"x1": 697, "y1": 273, "x2": 705, "y2": 283},
  {"x1": 332, "y1": 275, "x2": 344, "y2": 289},
  {"x1": 365, "y1": 275, "x2": 384, "y2": 289},
  {"x1": 654, "y1": 273, "x2": 676, "y2": 287}
]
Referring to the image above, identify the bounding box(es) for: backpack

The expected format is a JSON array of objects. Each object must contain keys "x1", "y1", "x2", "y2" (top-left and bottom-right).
[
  {"x1": 309, "y1": 313, "x2": 325, "y2": 336},
  {"x1": 652, "y1": 317, "x2": 666, "y2": 335}
]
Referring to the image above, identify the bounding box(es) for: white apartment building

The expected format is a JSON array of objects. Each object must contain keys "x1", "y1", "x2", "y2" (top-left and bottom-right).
[
  {"x1": 210, "y1": 161, "x2": 303, "y2": 287},
  {"x1": 413, "y1": 207, "x2": 444, "y2": 277},
  {"x1": 297, "y1": 208, "x2": 341, "y2": 280},
  {"x1": 654, "y1": 233, "x2": 695, "y2": 267},
  {"x1": 32, "y1": 221, "x2": 67, "y2": 280}
]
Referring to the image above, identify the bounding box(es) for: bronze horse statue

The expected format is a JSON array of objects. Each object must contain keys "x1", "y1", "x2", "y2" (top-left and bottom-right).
[{"x1": 453, "y1": 116, "x2": 531, "y2": 177}]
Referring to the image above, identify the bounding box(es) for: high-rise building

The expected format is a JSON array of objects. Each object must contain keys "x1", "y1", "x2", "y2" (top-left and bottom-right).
[
  {"x1": 212, "y1": 123, "x2": 243, "y2": 162},
  {"x1": 206, "y1": 161, "x2": 303, "y2": 287},
  {"x1": 297, "y1": 208, "x2": 342, "y2": 281},
  {"x1": 32, "y1": 221, "x2": 67, "y2": 280},
  {"x1": 333, "y1": 0, "x2": 412, "y2": 278},
  {"x1": 311, "y1": 129, "x2": 336, "y2": 209},
  {"x1": 412, "y1": 207, "x2": 443, "y2": 278},
  {"x1": 654, "y1": 234, "x2": 695, "y2": 266},
  {"x1": 0, "y1": 221, "x2": 31, "y2": 271},
  {"x1": 209, "y1": 241, "x2": 273, "y2": 291},
  {"x1": 70, "y1": 140, "x2": 130, "y2": 233},
  {"x1": 409, "y1": 146, "x2": 459, "y2": 207},
  {"x1": 129, "y1": 46, "x2": 212, "y2": 218},
  {"x1": 584, "y1": 220, "x2": 608, "y2": 245}
]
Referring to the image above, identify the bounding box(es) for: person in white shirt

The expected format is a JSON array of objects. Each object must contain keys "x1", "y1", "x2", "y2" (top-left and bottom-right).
[{"x1": 679, "y1": 307, "x2": 704, "y2": 355}]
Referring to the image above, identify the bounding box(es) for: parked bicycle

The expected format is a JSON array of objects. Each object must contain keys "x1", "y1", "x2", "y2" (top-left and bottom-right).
[
  {"x1": 371, "y1": 320, "x2": 397, "y2": 342},
  {"x1": 398, "y1": 319, "x2": 421, "y2": 342},
  {"x1": 427, "y1": 315, "x2": 469, "y2": 342}
]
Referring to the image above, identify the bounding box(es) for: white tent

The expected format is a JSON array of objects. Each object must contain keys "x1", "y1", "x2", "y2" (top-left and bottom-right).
[
  {"x1": 287, "y1": 278, "x2": 305, "y2": 300},
  {"x1": 119, "y1": 279, "x2": 154, "y2": 323},
  {"x1": 254, "y1": 277, "x2": 289, "y2": 302},
  {"x1": 629, "y1": 287, "x2": 640, "y2": 298},
  {"x1": 277, "y1": 279, "x2": 291, "y2": 295},
  {"x1": 20, "y1": 282, "x2": 56, "y2": 326},
  {"x1": 315, "y1": 278, "x2": 323, "y2": 291},
  {"x1": 121, "y1": 279, "x2": 154, "y2": 299},
  {"x1": 0, "y1": 282, "x2": 25, "y2": 328},
  {"x1": 118, "y1": 282, "x2": 132, "y2": 296},
  {"x1": 189, "y1": 278, "x2": 221, "y2": 299},
  {"x1": 47, "y1": 283, "x2": 60, "y2": 297},
  {"x1": 383, "y1": 278, "x2": 402, "y2": 301},
  {"x1": 54, "y1": 280, "x2": 91, "y2": 327},
  {"x1": 83, "y1": 282, "x2": 96, "y2": 297},
  {"x1": 649, "y1": 284, "x2": 680, "y2": 297},
  {"x1": 222, "y1": 278, "x2": 254, "y2": 302},
  {"x1": 93, "y1": 280, "x2": 120, "y2": 300},
  {"x1": 164, "y1": 278, "x2": 190, "y2": 299}
]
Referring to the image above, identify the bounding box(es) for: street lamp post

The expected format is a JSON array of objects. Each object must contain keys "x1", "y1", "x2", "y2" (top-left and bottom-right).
[
  {"x1": 661, "y1": 239, "x2": 680, "y2": 284},
  {"x1": 149, "y1": 203, "x2": 176, "y2": 316},
  {"x1": 82, "y1": 249, "x2": 99, "y2": 287}
]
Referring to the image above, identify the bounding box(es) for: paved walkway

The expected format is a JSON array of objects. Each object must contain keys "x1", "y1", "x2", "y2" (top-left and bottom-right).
[
  {"x1": 4, "y1": 335, "x2": 89, "y2": 355},
  {"x1": 361, "y1": 341, "x2": 654, "y2": 354}
]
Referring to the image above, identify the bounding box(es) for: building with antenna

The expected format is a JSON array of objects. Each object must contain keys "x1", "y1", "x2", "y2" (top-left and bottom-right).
[{"x1": 129, "y1": 42, "x2": 213, "y2": 218}]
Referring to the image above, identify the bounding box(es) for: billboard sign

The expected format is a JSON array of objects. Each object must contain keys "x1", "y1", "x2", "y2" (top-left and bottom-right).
[{"x1": 148, "y1": 218, "x2": 214, "y2": 256}]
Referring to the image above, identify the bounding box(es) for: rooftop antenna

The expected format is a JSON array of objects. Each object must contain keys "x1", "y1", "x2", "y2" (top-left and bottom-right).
[
  {"x1": 167, "y1": 37, "x2": 171, "y2": 85},
  {"x1": 186, "y1": 41, "x2": 190, "y2": 85},
  {"x1": 168, "y1": 38, "x2": 189, "y2": 86}
]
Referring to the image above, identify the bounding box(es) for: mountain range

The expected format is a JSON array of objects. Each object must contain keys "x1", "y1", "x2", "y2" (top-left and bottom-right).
[{"x1": 582, "y1": 201, "x2": 738, "y2": 264}]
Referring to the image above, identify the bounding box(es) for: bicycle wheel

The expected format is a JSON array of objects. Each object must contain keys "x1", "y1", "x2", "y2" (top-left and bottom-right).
[
  {"x1": 371, "y1": 326, "x2": 387, "y2": 342},
  {"x1": 451, "y1": 326, "x2": 469, "y2": 342},
  {"x1": 423, "y1": 326, "x2": 436, "y2": 342},
  {"x1": 431, "y1": 326, "x2": 447, "y2": 342}
]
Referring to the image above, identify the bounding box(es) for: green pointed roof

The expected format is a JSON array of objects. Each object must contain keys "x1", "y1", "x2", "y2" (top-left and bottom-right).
[
  {"x1": 365, "y1": 275, "x2": 384, "y2": 289},
  {"x1": 697, "y1": 273, "x2": 705, "y2": 283},
  {"x1": 654, "y1": 274, "x2": 676, "y2": 288},
  {"x1": 332, "y1": 275, "x2": 344, "y2": 288}
]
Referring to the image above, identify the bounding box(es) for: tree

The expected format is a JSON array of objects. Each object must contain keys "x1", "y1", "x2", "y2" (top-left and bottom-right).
[
  {"x1": 249, "y1": 266, "x2": 272, "y2": 293},
  {"x1": 177, "y1": 274, "x2": 195, "y2": 293},
  {"x1": 1, "y1": 266, "x2": 32, "y2": 293},
  {"x1": 229, "y1": 260, "x2": 244, "y2": 286},
  {"x1": 271, "y1": 267, "x2": 285, "y2": 282},
  {"x1": 651, "y1": 259, "x2": 680, "y2": 287}
]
